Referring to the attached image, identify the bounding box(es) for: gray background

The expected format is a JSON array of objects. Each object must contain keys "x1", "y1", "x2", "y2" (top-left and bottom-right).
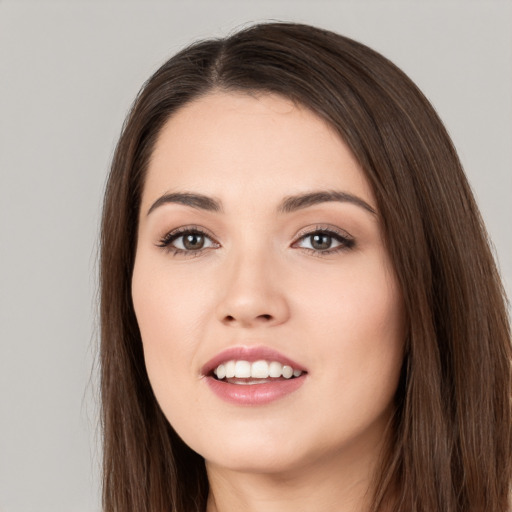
[{"x1": 1, "y1": 1, "x2": 510, "y2": 511}]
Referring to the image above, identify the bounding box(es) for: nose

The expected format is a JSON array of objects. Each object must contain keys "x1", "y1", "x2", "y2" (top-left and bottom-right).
[{"x1": 215, "y1": 250, "x2": 290, "y2": 329}]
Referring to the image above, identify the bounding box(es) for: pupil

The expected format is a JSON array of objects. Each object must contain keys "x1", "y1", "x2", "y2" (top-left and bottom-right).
[
  {"x1": 312, "y1": 233, "x2": 331, "y2": 250},
  {"x1": 184, "y1": 233, "x2": 204, "y2": 250}
]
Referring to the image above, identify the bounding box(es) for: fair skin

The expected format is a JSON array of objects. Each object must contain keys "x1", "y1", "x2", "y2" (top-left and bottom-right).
[{"x1": 132, "y1": 91, "x2": 404, "y2": 512}]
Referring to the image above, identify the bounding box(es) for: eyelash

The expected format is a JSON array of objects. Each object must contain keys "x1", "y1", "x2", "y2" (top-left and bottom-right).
[
  {"x1": 156, "y1": 225, "x2": 355, "y2": 258},
  {"x1": 156, "y1": 225, "x2": 218, "y2": 258},
  {"x1": 293, "y1": 225, "x2": 355, "y2": 256}
]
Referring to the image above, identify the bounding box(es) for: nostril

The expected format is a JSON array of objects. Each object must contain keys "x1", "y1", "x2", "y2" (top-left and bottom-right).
[{"x1": 221, "y1": 312, "x2": 277, "y2": 326}]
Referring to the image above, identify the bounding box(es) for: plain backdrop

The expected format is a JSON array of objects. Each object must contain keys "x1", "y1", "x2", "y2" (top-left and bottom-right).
[{"x1": 0, "y1": 1, "x2": 511, "y2": 511}]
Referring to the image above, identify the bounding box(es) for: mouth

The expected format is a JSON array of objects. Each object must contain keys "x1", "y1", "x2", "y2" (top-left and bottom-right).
[
  {"x1": 211, "y1": 359, "x2": 304, "y2": 383},
  {"x1": 203, "y1": 346, "x2": 307, "y2": 405}
]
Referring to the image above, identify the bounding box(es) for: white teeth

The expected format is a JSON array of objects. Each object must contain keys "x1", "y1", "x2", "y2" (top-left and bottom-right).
[
  {"x1": 225, "y1": 360, "x2": 236, "y2": 378},
  {"x1": 251, "y1": 360, "x2": 269, "y2": 378},
  {"x1": 269, "y1": 361, "x2": 282, "y2": 378},
  {"x1": 213, "y1": 360, "x2": 303, "y2": 381},
  {"x1": 282, "y1": 365, "x2": 293, "y2": 379},
  {"x1": 234, "y1": 360, "x2": 251, "y2": 378},
  {"x1": 216, "y1": 364, "x2": 226, "y2": 380}
]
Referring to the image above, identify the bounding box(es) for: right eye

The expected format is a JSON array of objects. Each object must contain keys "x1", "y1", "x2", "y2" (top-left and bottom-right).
[{"x1": 157, "y1": 227, "x2": 219, "y2": 256}]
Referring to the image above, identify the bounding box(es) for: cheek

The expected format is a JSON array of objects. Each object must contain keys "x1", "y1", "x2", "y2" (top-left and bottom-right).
[
  {"x1": 132, "y1": 251, "x2": 211, "y2": 346},
  {"x1": 131, "y1": 260, "x2": 212, "y2": 434},
  {"x1": 298, "y1": 253, "x2": 403, "y2": 338},
  {"x1": 298, "y1": 254, "x2": 404, "y2": 405},
  {"x1": 131, "y1": 253, "x2": 212, "y2": 404}
]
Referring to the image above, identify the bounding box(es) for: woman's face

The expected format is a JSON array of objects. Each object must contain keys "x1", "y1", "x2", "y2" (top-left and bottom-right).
[{"x1": 132, "y1": 91, "x2": 404, "y2": 476}]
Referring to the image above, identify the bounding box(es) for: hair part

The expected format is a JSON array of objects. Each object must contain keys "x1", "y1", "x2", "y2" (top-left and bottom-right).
[{"x1": 100, "y1": 22, "x2": 511, "y2": 512}]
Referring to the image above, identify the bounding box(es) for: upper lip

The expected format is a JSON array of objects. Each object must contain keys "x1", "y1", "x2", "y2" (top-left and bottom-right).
[{"x1": 202, "y1": 345, "x2": 307, "y2": 376}]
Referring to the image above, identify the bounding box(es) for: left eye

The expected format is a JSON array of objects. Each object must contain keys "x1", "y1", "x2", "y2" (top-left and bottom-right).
[{"x1": 294, "y1": 231, "x2": 353, "y2": 252}]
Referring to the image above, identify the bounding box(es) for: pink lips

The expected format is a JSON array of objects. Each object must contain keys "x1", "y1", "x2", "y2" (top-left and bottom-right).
[{"x1": 202, "y1": 346, "x2": 307, "y2": 406}]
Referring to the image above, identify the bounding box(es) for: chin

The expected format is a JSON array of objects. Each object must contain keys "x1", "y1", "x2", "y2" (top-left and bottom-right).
[
  {"x1": 185, "y1": 421, "x2": 311, "y2": 475},
  {"x1": 204, "y1": 444, "x2": 308, "y2": 475}
]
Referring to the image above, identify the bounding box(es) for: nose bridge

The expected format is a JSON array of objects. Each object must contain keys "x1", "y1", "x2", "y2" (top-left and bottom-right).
[{"x1": 216, "y1": 239, "x2": 289, "y2": 327}]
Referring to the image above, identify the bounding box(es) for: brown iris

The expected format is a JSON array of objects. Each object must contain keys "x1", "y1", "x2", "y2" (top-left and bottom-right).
[
  {"x1": 310, "y1": 233, "x2": 333, "y2": 250},
  {"x1": 183, "y1": 233, "x2": 205, "y2": 250}
]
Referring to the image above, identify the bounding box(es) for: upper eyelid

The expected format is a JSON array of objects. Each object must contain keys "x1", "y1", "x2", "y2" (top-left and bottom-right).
[
  {"x1": 159, "y1": 224, "x2": 350, "y2": 240},
  {"x1": 293, "y1": 224, "x2": 353, "y2": 242},
  {"x1": 157, "y1": 225, "x2": 353, "y2": 253},
  {"x1": 158, "y1": 225, "x2": 218, "y2": 244}
]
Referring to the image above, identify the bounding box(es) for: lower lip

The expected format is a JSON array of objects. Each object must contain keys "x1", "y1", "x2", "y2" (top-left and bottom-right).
[{"x1": 205, "y1": 375, "x2": 306, "y2": 406}]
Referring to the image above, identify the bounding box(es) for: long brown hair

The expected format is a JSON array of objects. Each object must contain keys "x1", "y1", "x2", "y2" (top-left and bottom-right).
[{"x1": 100, "y1": 22, "x2": 511, "y2": 511}]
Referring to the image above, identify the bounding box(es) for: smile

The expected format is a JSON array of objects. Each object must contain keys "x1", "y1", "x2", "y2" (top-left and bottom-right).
[
  {"x1": 213, "y1": 360, "x2": 303, "y2": 381},
  {"x1": 203, "y1": 346, "x2": 307, "y2": 405}
]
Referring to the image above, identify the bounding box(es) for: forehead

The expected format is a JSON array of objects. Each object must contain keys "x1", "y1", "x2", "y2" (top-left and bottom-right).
[{"x1": 142, "y1": 91, "x2": 374, "y2": 212}]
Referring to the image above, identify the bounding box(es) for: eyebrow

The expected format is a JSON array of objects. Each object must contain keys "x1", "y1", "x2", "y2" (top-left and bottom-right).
[
  {"x1": 147, "y1": 192, "x2": 223, "y2": 215},
  {"x1": 147, "y1": 190, "x2": 376, "y2": 216},
  {"x1": 278, "y1": 190, "x2": 376, "y2": 215}
]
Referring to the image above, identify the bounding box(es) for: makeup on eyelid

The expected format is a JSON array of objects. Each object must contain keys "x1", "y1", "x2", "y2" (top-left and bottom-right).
[{"x1": 155, "y1": 224, "x2": 356, "y2": 257}]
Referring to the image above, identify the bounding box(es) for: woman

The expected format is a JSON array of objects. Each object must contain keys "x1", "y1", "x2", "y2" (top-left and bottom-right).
[{"x1": 100, "y1": 22, "x2": 511, "y2": 512}]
